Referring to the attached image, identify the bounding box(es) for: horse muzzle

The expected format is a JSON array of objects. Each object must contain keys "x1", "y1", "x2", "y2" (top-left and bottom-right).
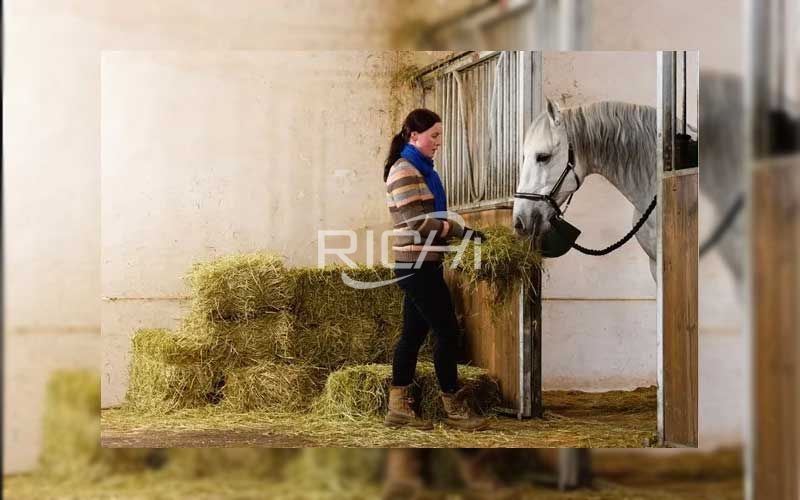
[{"x1": 539, "y1": 216, "x2": 581, "y2": 258}]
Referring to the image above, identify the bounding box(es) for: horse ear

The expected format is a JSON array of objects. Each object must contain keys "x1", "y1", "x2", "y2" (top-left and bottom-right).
[{"x1": 546, "y1": 97, "x2": 562, "y2": 125}]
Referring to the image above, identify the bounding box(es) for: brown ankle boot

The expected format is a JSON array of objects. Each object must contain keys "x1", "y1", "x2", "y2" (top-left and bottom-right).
[
  {"x1": 441, "y1": 388, "x2": 490, "y2": 431},
  {"x1": 382, "y1": 449, "x2": 426, "y2": 500},
  {"x1": 384, "y1": 385, "x2": 434, "y2": 430}
]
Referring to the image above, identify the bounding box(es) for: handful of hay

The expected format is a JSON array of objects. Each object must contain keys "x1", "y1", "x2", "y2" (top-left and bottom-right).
[
  {"x1": 314, "y1": 362, "x2": 501, "y2": 420},
  {"x1": 445, "y1": 225, "x2": 542, "y2": 303}
]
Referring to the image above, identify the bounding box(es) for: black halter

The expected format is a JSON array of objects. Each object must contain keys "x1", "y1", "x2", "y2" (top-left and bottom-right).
[
  {"x1": 513, "y1": 144, "x2": 658, "y2": 258},
  {"x1": 513, "y1": 146, "x2": 580, "y2": 216}
]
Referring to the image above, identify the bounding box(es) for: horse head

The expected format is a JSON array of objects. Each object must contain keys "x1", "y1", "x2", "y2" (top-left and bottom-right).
[{"x1": 512, "y1": 98, "x2": 587, "y2": 244}]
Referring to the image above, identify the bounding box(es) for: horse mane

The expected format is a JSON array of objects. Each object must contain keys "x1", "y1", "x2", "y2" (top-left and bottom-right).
[{"x1": 561, "y1": 101, "x2": 657, "y2": 186}]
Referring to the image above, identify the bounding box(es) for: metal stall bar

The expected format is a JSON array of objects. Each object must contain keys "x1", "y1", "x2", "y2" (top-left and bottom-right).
[
  {"x1": 517, "y1": 51, "x2": 542, "y2": 420},
  {"x1": 656, "y1": 51, "x2": 699, "y2": 447}
]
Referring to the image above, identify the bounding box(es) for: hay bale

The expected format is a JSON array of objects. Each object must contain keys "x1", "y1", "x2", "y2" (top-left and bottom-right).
[
  {"x1": 445, "y1": 225, "x2": 542, "y2": 303},
  {"x1": 41, "y1": 370, "x2": 162, "y2": 479},
  {"x1": 314, "y1": 362, "x2": 500, "y2": 420},
  {"x1": 290, "y1": 318, "x2": 401, "y2": 371},
  {"x1": 291, "y1": 264, "x2": 403, "y2": 327},
  {"x1": 220, "y1": 362, "x2": 325, "y2": 412},
  {"x1": 185, "y1": 252, "x2": 295, "y2": 322},
  {"x1": 126, "y1": 328, "x2": 220, "y2": 412},
  {"x1": 129, "y1": 327, "x2": 208, "y2": 365},
  {"x1": 181, "y1": 311, "x2": 295, "y2": 367},
  {"x1": 289, "y1": 264, "x2": 406, "y2": 369}
]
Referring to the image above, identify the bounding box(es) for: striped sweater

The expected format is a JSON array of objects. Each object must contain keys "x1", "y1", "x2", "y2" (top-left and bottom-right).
[{"x1": 385, "y1": 159, "x2": 465, "y2": 262}]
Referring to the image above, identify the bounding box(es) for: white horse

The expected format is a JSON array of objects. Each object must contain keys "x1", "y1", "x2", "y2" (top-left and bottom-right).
[{"x1": 512, "y1": 98, "x2": 661, "y2": 280}]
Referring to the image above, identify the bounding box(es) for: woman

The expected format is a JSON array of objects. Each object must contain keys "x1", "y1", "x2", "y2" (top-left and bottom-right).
[{"x1": 383, "y1": 108, "x2": 488, "y2": 432}]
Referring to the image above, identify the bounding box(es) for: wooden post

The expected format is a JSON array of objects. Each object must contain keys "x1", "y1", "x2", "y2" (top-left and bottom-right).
[
  {"x1": 445, "y1": 207, "x2": 542, "y2": 418},
  {"x1": 656, "y1": 51, "x2": 699, "y2": 447},
  {"x1": 557, "y1": 449, "x2": 592, "y2": 490},
  {"x1": 750, "y1": 155, "x2": 800, "y2": 500}
]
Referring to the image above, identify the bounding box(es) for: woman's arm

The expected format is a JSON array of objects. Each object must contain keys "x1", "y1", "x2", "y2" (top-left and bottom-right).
[{"x1": 386, "y1": 163, "x2": 465, "y2": 240}]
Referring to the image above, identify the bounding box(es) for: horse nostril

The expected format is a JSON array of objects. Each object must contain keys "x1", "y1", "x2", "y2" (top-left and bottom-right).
[{"x1": 514, "y1": 216, "x2": 524, "y2": 231}]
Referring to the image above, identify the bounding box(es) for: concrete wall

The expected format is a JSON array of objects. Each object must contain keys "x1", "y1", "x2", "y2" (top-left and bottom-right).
[{"x1": 540, "y1": 51, "x2": 659, "y2": 392}]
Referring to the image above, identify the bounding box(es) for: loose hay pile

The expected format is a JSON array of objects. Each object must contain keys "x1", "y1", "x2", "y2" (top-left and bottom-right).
[
  {"x1": 315, "y1": 363, "x2": 501, "y2": 420},
  {"x1": 445, "y1": 225, "x2": 542, "y2": 303}
]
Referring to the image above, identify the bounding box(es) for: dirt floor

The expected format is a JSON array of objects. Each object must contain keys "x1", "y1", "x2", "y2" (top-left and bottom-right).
[
  {"x1": 4, "y1": 448, "x2": 744, "y2": 499},
  {"x1": 101, "y1": 387, "x2": 658, "y2": 448}
]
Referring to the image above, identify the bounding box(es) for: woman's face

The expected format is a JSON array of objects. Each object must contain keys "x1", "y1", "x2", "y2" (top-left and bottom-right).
[{"x1": 410, "y1": 122, "x2": 443, "y2": 159}]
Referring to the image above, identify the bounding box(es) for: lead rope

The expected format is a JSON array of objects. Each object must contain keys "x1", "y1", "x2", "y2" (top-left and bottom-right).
[
  {"x1": 560, "y1": 195, "x2": 658, "y2": 256},
  {"x1": 699, "y1": 193, "x2": 744, "y2": 257}
]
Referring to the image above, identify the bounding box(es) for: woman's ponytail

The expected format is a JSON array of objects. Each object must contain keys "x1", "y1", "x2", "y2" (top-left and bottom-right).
[
  {"x1": 383, "y1": 130, "x2": 408, "y2": 181},
  {"x1": 383, "y1": 108, "x2": 441, "y2": 182}
]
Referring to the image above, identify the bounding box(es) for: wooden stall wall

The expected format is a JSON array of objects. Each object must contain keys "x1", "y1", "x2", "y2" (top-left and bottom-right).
[
  {"x1": 751, "y1": 155, "x2": 799, "y2": 500},
  {"x1": 443, "y1": 207, "x2": 542, "y2": 417},
  {"x1": 659, "y1": 170, "x2": 699, "y2": 446}
]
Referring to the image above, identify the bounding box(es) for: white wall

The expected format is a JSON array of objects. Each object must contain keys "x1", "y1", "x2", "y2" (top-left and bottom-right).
[
  {"x1": 541, "y1": 50, "x2": 743, "y2": 449},
  {"x1": 540, "y1": 51, "x2": 659, "y2": 392}
]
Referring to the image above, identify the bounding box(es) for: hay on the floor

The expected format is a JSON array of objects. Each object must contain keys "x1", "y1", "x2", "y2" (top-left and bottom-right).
[
  {"x1": 314, "y1": 362, "x2": 501, "y2": 420},
  {"x1": 126, "y1": 329, "x2": 220, "y2": 412},
  {"x1": 220, "y1": 362, "x2": 325, "y2": 412},
  {"x1": 445, "y1": 225, "x2": 542, "y2": 303},
  {"x1": 185, "y1": 252, "x2": 295, "y2": 322}
]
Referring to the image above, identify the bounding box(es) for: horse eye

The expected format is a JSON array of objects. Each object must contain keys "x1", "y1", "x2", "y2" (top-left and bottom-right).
[{"x1": 536, "y1": 153, "x2": 552, "y2": 163}]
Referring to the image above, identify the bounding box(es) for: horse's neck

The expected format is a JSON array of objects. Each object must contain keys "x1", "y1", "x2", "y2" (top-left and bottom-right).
[
  {"x1": 587, "y1": 159, "x2": 656, "y2": 214},
  {"x1": 565, "y1": 105, "x2": 657, "y2": 214}
]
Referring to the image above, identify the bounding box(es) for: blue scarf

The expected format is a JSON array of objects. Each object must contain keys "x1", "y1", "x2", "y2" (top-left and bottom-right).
[{"x1": 400, "y1": 143, "x2": 447, "y2": 214}]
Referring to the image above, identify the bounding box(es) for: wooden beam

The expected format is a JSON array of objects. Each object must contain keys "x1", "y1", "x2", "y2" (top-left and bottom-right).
[
  {"x1": 659, "y1": 172, "x2": 699, "y2": 447},
  {"x1": 750, "y1": 155, "x2": 799, "y2": 500}
]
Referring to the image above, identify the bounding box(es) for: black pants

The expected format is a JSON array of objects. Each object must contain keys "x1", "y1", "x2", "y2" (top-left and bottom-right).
[{"x1": 392, "y1": 261, "x2": 460, "y2": 394}]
